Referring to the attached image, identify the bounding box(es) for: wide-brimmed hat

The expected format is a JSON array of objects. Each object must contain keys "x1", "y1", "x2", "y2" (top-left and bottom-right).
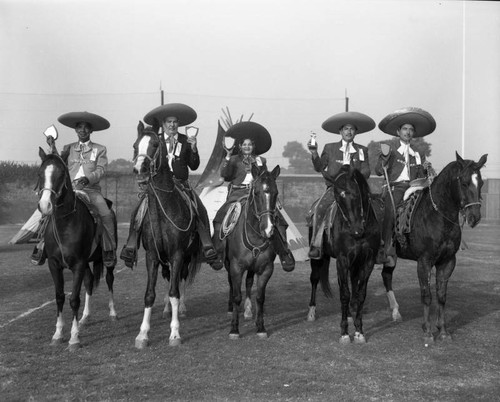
[
  {"x1": 378, "y1": 107, "x2": 436, "y2": 137},
  {"x1": 57, "y1": 112, "x2": 110, "y2": 131},
  {"x1": 321, "y1": 111, "x2": 376, "y2": 134},
  {"x1": 225, "y1": 121, "x2": 272, "y2": 156},
  {"x1": 144, "y1": 103, "x2": 197, "y2": 127}
]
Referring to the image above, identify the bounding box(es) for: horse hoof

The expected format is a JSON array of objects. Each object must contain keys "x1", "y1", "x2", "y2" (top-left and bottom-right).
[
  {"x1": 50, "y1": 338, "x2": 63, "y2": 346},
  {"x1": 392, "y1": 311, "x2": 403, "y2": 322},
  {"x1": 229, "y1": 333, "x2": 240, "y2": 340},
  {"x1": 110, "y1": 315, "x2": 118, "y2": 322},
  {"x1": 162, "y1": 311, "x2": 171, "y2": 319},
  {"x1": 135, "y1": 338, "x2": 149, "y2": 349},
  {"x1": 67, "y1": 342, "x2": 81, "y2": 352},
  {"x1": 169, "y1": 338, "x2": 182, "y2": 347},
  {"x1": 353, "y1": 333, "x2": 366, "y2": 344},
  {"x1": 79, "y1": 317, "x2": 89, "y2": 326},
  {"x1": 339, "y1": 335, "x2": 351, "y2": 344},
  {"x1": 307, "y1": 307, "x2": 316, "y2": 322},
  {"x1": 437, "y1": 333, "x2": 452, "y2": 342},
  {"x1": 423, "y1": 335, "x2": 434, "y2": 347},
  {"x1": 257, "y1": 332, "x2": 268, "y2": 339}
]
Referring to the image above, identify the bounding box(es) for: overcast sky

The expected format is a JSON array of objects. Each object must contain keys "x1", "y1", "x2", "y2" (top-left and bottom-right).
[{"x1": 1, "y1": 0, "x2": 499, "y2": 178}]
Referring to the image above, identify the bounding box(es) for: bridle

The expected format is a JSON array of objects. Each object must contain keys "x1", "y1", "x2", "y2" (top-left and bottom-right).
[{"x1": 133, "y1": 130, "x2": 163, "y2": 183}]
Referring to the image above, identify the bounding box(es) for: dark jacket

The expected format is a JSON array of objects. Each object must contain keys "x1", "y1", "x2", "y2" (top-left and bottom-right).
[
  {"x1": 163, "y1": 133, "x2": 200, "y2": 181},
  {"x1": 374, "y1": 143, "x2": 427, "y2": 183},
  {"x1": 220, "y1": 154, "x2": 267, "y2": 186}
]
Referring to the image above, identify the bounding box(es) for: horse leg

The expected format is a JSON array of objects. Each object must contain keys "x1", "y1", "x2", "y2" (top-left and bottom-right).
[
  {"x1": 229, "y1": 265, "x2": 243, "y2": 339},
  {"x1": 307, "y1": 258, "x2": 321, "y2": 322},
  {"x1": 105, "y1": 265, "x2": 118, "y2": 321},
  {"x1": 161, "y1": 263, "x2": 171, "y2": 318},
  {"x1": 136, "y1": 255, "x2": 159, "y2": 349},
  {"x1": 227, "y1": 269, "x2": 234, "y2": 316},
  {"x1": 244, "y1": 270, "x2": 255, "y2": 320},
  {"x1": 68, "y1": 263, "x2": 88, "y2": 351},
  {"x1": 255, "y1": 264, "x2": 273, "y2": 338},
  {"x1": 381, "y1": 262, "x2": 402, "y2": 322},
  {"x1": 168, "y1": 254, "x2": 183, "y2": 346},
  {"x1": 49, "y1": 262, "x2": 65, "y2": 346},
  {"x1": 417, "y1": 259, "x2": 434, "y2": 346},
  {"x1": 79, "y1": 268, "x2": 94, "y2": 326},
  {"x1": 435, "y1": 257, "x2": 456, "y2": 342},
  {"x1": 337, "y1": 257, "x2": 351, "y2": 344},
  {"x1": 352, "y1": 261, "x2": 375, "y2": 344},
  {"x1": 178, "y1": 279, "x2": 187, "y2": 318}
]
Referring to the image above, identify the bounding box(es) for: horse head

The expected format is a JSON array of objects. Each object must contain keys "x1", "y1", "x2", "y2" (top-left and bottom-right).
[
  {"x1": 250, "y1": 164, "x2": 280, "y2": 238},
  {"x1": 455, "y1": 152, "x2": 488, "y2": 228},
  {"x1": 37, "y1": 147, "x2": 72, "y2": 216},
  {"x1": 132, "y1": 121, "x2": 166, "y2": 184},
  {"x1": 333, "y1": 165, "x2": 370, "y2": 238}
]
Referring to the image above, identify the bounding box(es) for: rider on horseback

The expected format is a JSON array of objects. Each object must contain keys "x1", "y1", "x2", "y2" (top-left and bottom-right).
[
  {"x1": 307, "y1": 111, "x2": 375, "y2": 260},
  {"x1": 210, "y1": 121, "x2": 295, "y2": 272},
  {"x1": 375, "y1": 107, "x2": 436, "y2": 267},
  {"x1": 120, "y1": 103, "x2": 218, "y2": 268},
  {"x1": 31, "y1": 111, "x2": 117, "y2": 267}
]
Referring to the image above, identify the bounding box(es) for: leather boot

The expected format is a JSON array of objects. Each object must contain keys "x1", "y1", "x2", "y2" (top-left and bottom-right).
[
  {"x1": 210, "y1": 223, "x2": 224, "y2": 270},
  {"x1": 30, "y1": 243, "x2": 46, "y2": 266},
  {"x1": 120, "y1": 230, "x2": 138, "y2": 269}
]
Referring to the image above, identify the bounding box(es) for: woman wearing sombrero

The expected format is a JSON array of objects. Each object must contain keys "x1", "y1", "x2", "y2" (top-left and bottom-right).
[
  {"x1": 307, "y1": 111, "x2": 375, "y2": 259},
  {"x1": 31, "y1": 111, "x2": 117, "y2": 267},
  {"x1": 120, "y1": 103, "x2": 218, "y2": 267},
  {"x1": 375, "y1": 107, "x2": 436, "y2": 267},
  {"x1": 210, "y1": 121, "x2": 295, "y2": 272}
]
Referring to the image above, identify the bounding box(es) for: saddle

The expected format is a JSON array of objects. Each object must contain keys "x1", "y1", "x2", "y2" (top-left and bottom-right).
[{"x1": 395, "y1": 190, "x2": 424, "y2": 246}]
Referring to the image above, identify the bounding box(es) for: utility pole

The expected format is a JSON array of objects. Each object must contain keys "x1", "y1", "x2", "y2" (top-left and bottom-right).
[
  {"x1": 345, "y1": 89, "x2": 349, "y2": 112},
  {"x1": 160, "y1": 82, "x2": 164, "y2": 105}
]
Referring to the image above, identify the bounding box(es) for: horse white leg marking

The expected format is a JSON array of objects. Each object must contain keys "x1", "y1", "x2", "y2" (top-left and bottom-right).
[
  {"x1": 39, "y1": 165, "x2": 55, "y2": 214},
  {"x1": 387, "y1": 290, "x2": 402, "y2": 321},
  {"x1": 135, "y1": 307, "x2": 151, "y2": 348},
  {"x1": 243, "y1": 297, "x2": 253, "y2": 320},
  {"x1": 179, "y1": 281, "x2": 187, "y2": 317},
  {"x1": 339, "y1": 334, "x2": 351, "y2": 344},
  {"x1": 169, "y1": 297, "x2": 181, "y2": 346},
  {"x1": 79, "y1": 292, "x2": 91, "y2": 325},
  {"x1": 108, "y1": 291, "x2": 117, "y2": 320},
  {"x1": 68, "y1": 317, "x2": 80, "y2": 348},
  {"x1": 307, "y1": 306, "x2": 316, "y2": 322},
  {"x1": 51, "y1": 314, "x2": 64, "y2": 344}
]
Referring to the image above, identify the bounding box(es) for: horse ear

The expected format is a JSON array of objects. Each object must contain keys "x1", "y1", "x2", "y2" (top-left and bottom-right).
[
  {"x1": 455, "y1": 151, "x2": 464, "y2": 163},
  {"x1": 137, "y1": 121, "x2": 144, "y2": 136},
  {"x1": 271, "y1": 165, "x2": 280, "y2": 179},
  {"x1": 39, "y1": 147, "x2": 47, "y2": 160},
  {"x1": 476, "y1": 154, "x2": 488, "y2": 169}
]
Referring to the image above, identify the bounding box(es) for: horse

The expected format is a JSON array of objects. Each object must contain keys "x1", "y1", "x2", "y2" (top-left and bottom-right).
[
  {"x1": 223, "y1": 164, "x2": 281, "y2": 339},
  {"x1": 132, "y1": 122, "x2": 202, "y2": 348},
  {"x1": 379, "y1": 152, "x2": 488, "y2": 345},
  {"x1": 36, "y1": 148, "x2": 118, "y2": 350},
  {"x1": 307, "y1": 165, "x2": 380, "y2": 344}
]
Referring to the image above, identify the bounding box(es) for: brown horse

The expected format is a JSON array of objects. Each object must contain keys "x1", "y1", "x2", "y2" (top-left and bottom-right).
[
  {"x1": 37, "y1": 149, "x2": 117, "y2": 350},
  {"x1": 222, "y1": 165, "x2": 281, "y2": 339},
  {"x1": 307, "y1": 165, "x2": 380, "y2": 343},
  {"x1": 132, "y1": 122, "x2": 202, "y2": 348},
  {"x1": 379, "y1": 152, "x2": 488, "y2": 345}
]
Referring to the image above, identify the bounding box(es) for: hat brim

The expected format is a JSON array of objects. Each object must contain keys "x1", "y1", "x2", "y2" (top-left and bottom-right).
[
  {"x1": 321, "y1": 111, "x2": 376, "y2": 134},
  {"x1": 144, "y1": 103, "x2": 197, "y2": 127},
  {"x1": 57, "y1": 112, "x2": 110, "y2": 131},
  {"x1": 378, "y1": 107, "x2": 436, "y2": 137},
  {"x1": 225, "y1": 121, "x2": 272, "y2": 156}
]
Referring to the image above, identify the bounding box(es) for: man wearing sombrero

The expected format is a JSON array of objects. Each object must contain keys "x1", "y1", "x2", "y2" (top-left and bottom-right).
[
  {"x1": 120, "y1": 103, "x2": 218, "y2": 267},
  {"x1": 210, "y1": 121, "x2": 295, "y2": 271},
  {"x1": 307, "y1": 111, "x2": 375, "y2": 259},
  {"x1": 375, "y1": 107, "x2": 436, "y2": 266},
  {"x1": 31, "y1": 111, "x2": 117, "y2": 267}
]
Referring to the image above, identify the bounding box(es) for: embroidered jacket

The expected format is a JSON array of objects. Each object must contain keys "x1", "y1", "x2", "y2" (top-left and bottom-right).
[
  {"x1": 220, "y1": 154, "x2": 267, "y2": 186},
  {"x1": 162, "y1": 133, "x2": 200, "y2": 181},
  {"x1": 312, "y1": 141, "x2": 370, "y2": 185},
  {"x1": 62, "y1": 141, "x2": 107, "y2": 191},
  {"x1": 374, "y1": 142, "x2": 427, "y2": 183}
]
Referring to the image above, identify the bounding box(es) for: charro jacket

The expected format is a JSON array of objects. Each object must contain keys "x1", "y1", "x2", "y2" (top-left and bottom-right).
[
  {"x1": 220, "y1": 154, "x2": 267, "y2": 186},
  {"x1": 62, "y1": 141, "x2": 107, "y2": 191},
  {"x1": 374, "y1": 142, "x2": 427, "y2": 183},
  {"x1": 162, "y1": 133, "x2": 200, "y2": 181},
  {"x1": 312, "y1": 141, "x2": 370, "y2": 186}
]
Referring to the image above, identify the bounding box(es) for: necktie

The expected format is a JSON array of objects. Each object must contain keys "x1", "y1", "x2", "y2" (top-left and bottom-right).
[
  {"x1": 404, "y1": 146, "x2": 410, "y2": 175},
  {"x1": 344, "y1": 143, "x2": 351, "y2": 165}
]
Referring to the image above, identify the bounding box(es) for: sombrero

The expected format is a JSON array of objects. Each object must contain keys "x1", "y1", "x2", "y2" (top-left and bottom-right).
[
  {"x1": 378, "y1": 107, "x2": 436, "y2": 137},
  {"x1": 225, "y1": 121, "x2": 272, "y2": 156},
  {"x1": 144, "y1": 103, "x2": 197, "y2": 127},
  {"x1": 57, "y1": 112, "x2": 110, "y2": 131},
  {"x1": 321, "y1": 111, "x2": 376, "y2": 134}
]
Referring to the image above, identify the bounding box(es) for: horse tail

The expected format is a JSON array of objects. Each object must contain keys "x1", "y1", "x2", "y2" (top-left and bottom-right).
[
  {"x1": 185, "y1": 236, "x2": 203, "y2": 285},
  {"x1": 92, "y1": 261, "x2": 103, "y2": 289},
  {"x1": 319, "y1": 258, "x2": 333, "y2": 298}
]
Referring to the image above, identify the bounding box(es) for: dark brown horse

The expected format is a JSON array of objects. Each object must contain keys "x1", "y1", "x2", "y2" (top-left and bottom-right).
[
  {"x1": 307, "y1": 165, "x2": 380, "y2": 344},
  {"x1": 380, "y1": 152, "x2": 488, "y2": 345},
  {"x1": 223, "y1": 165, "x2": 281, "y2": 339},
  {"x1": 37, "y1": 148, "x2": 117, "y2": 350},
  {"x1": 132, "y1": 122, "x2": 202, "y2": 348}
]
